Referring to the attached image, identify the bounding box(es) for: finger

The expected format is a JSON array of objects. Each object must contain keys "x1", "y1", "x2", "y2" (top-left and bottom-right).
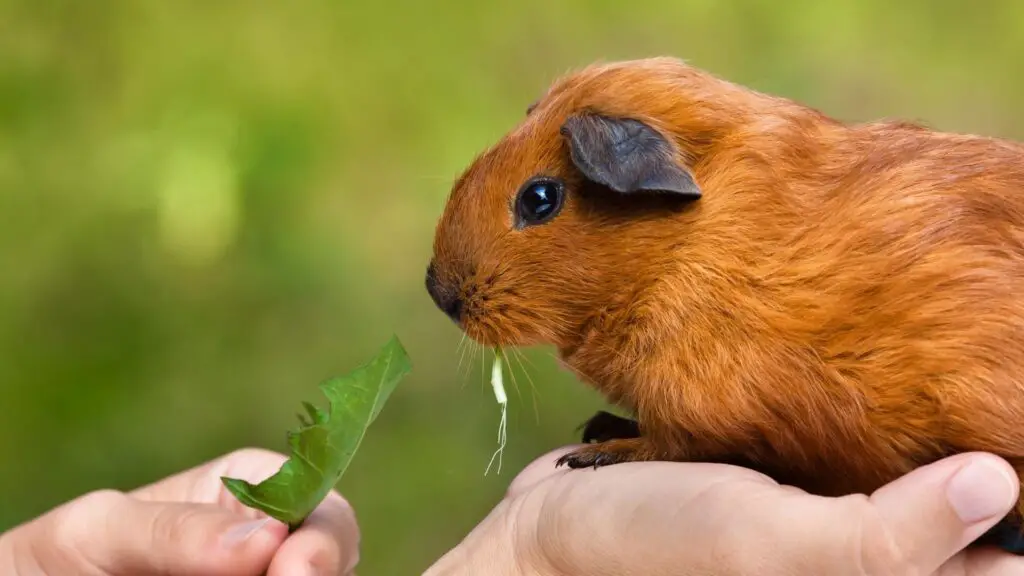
[
  {"x1": 54, "y1": 490, "x2": 287, "y2": 575},
  {"x1": 131, "y1": 447, "x2": 288, "y2": 504},
  {"x1": 869, "y1": 452, "x2": 1019, "y2": 574},
  {"x1": 527, "y1": 460, "x2": 778, "y2": 575},
  {"x1": 267, "y1": 492, "x2": 361, "y2": 576},
  {"x1": 506, "y1": 445, "x2": 581, "y2": 498}
]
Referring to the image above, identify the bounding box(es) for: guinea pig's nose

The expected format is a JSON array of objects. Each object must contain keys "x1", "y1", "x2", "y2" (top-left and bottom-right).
[{"x1": 425, "y1": 262, "x2": 463, "y2": 323}]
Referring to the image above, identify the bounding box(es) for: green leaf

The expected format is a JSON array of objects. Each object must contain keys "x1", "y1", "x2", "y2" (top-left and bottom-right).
[{"x1": 221, "y1": 335, "x2": 412, "y2": 530}]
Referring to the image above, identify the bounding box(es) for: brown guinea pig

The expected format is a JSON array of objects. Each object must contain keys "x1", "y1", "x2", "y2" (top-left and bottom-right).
[{"x1": 425, "y1": 57, "x2": 1024, "y2": 536}]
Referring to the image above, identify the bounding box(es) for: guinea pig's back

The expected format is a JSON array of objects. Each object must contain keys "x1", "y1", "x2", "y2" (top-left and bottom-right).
[{"x1": 778, "y1": 123, "x2": 1024, "y2": 462}]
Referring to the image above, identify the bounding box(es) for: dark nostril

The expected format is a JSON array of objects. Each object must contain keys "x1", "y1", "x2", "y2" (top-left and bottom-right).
[
  {"x1": 444, "y1": 297, "x2": 463, "y2": 321},
  {"x1": 425, "y1": 262, "x2": 463, "y2": 323}
]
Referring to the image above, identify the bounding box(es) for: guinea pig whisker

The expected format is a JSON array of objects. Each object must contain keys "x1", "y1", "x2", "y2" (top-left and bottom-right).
[
  {"x1": 479, "y1": 342, "x2": 488, "y2": 399},
  {"x1": 512, "y1": 346, "x2": 539, "y2": 370},
  {"x1": 510, "y1": 347, "x2": 542, "y2": 425},
  {"x1": 457, "y1": 333, "x2": 473, "y2": 390},
  {"x1": 504, "y1": 353, "x2": 524, "y2": 404}
]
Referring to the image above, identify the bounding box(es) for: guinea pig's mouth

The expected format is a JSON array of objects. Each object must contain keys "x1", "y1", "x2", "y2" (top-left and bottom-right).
[
  {"x1": 460, "y1": 313, "x2": 530, "y2": 349},
  {"x1": 425, "y1": 264, "x2": 545, "y2": 348},
  {"x1": 453, "y1": 289, "x2": 539, "y2": 348}
]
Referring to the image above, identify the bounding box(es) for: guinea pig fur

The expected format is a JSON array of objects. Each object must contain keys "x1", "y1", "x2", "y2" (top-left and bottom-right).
[{"x1": 425, "y1": 57, "x2": 1024, "y2": 533}]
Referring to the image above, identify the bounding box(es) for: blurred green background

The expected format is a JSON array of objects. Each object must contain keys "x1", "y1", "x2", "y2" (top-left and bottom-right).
[{"x1": 2, "y1": 0, "x2": 1023, "y2": 573}]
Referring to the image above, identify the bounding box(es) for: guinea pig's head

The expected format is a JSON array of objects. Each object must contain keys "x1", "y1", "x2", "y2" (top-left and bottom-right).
[{"x1": 426, "y1": 58, "x2": 727, "y2": 352}]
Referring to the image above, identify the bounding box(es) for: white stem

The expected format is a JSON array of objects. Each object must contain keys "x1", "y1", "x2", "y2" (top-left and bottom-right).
[{"x1": 485, "y1": 350, "x2": 508, "y2": 476}]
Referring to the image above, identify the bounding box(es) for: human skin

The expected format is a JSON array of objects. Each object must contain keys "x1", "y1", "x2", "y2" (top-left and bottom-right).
[
  {"x1": 425, "y1": 445, "x2": 1024, "y2": 576},
  {"x1": 4, "y1": 443, "x2": 1022, "y2": 575},
  {"x1": 0, "y1": 448, "x2": 360, "y2": 576}
]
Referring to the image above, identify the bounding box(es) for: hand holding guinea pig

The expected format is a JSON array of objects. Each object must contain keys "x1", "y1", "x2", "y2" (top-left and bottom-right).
[
  {"x1": 427, "y1": 57, "x2": 1024, "y2": 550},
  {"x1": 425, "y1": 446, "x2": 1024, "y2": 575}
]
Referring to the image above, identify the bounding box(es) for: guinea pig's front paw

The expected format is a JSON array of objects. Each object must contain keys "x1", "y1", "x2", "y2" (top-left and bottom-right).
[
  {"x1": 579, "y1": 410, "x2": 641, "y2": 444},
  {"x1": 555, "y1": 438, "x2": 651, "y2": 470}
]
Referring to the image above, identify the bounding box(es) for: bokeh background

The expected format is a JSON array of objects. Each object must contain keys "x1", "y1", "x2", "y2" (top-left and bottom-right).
[{"x1": 3, "y1": 0, "x2": 1024, "y2": 573}]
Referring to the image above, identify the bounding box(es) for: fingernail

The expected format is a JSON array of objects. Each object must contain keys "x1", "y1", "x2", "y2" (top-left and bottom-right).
[
  {"x1": 221, "y1": 517, "x2": 271, "y2": 547},
  {"x1": 946, "y1": 459, "x2": 1017, "y2": 524}
]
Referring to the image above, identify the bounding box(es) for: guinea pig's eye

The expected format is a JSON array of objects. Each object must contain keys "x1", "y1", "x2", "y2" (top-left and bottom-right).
[{"x1": 515, "y1": 177, "x2": 565, "y2": 226}]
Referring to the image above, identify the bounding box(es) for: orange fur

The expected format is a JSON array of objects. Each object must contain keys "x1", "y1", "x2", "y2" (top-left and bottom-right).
[{"x1": 428, "y1": 57, "x2": 1024, "y2": 522}]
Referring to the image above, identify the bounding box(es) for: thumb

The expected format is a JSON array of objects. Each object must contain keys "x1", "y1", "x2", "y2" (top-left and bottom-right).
[
  {"x1": 56, "y1": 490, "x2": 288, "y2": 575},
  {"x1": 868, "y1": 452, "x2": 1019, "y2": 573}
]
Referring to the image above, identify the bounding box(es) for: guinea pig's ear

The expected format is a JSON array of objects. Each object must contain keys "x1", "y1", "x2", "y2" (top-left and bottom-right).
[{"x1": 560, "y1": 114, "x2": 701, "y2": 199}]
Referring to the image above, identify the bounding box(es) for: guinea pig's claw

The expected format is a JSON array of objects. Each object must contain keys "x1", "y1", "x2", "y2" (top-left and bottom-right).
[{"x1": 556, "y1": 446, "x2": 624, "y2": 470}]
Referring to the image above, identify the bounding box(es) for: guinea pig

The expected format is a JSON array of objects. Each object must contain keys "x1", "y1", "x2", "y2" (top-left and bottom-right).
[{"x1": 425, "y1": 57, "x2": 1024, "y2": 546}]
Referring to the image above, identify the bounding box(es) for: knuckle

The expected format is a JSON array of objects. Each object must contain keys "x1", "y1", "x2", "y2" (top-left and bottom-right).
[
  {"x1": 55, "y1": 490, "x2": 126, "y2": 538},
  {"x1": 150, "y1": 503, "x2": 197, "y2": 546},
  {"x1": 46, "y1": 489, "x2": 126, "y2": 574},
  {"x1": 74, "y1": 488, "x2": 127, "y2": 508},
  {"x1": 837, "y1": 494, "x2": 920, "y2": 576}
]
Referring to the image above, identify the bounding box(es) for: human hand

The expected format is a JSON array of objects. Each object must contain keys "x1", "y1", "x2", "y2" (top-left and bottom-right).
[
  {"x1": 0, "y1": 448, "x2": 359, "y2": 576},
  {"x1": 426, "y1": 445, "x2": 1024, "y2": 575}
]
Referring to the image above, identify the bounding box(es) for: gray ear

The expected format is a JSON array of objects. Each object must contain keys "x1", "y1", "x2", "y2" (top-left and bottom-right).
[{"x1": 560, "y1": 114, "x2": 701, "y2": 199}]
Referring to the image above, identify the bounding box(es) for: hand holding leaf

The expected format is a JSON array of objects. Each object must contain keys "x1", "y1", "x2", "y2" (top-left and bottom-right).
[{"x1": 222, "y1": 336, "x2": 412, "y2": 530}]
